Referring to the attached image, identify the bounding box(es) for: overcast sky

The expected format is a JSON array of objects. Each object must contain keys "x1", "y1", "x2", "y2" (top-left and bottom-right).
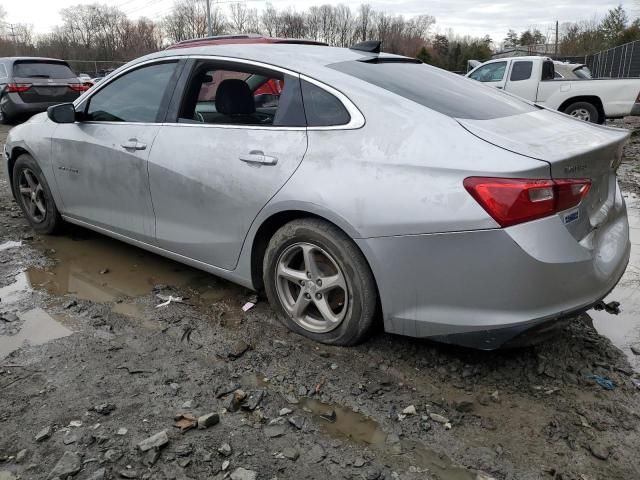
[{"x1": 2, "y1": 0, "x2": 638, "y2": 43}]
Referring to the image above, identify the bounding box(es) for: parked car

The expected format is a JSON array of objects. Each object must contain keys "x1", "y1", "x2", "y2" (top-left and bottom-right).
[
  {"x1": 0, "y1": 57, "x2": 90, "y2": 124},
  {"x1": 553, "y1": 61, "x2": 592, "y2": 79},
  {"x1": 466, "y1": 56, "x2": 640, "y2": 123},
  {"x1": 3, "y1": 40, "x2": 631, "y2": 349}
]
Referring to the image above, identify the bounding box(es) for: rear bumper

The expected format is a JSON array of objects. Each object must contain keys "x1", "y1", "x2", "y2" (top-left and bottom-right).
[
  {"x1": 357, "y1": 184, "x2": 630, "y2": 349},
  {"x1": 0, "y1": 93, "x2": 71, "y2": 118}
]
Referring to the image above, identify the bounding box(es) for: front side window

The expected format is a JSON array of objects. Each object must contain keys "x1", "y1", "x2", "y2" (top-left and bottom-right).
[
  {"x1": 85, "y1": 62, "x2": 177, "y2": 123},
  {"x1": 510, "y1": 61, "x2": 533, "y2": 81},
  {"x1": 177, "y1": 61, "x2": 305, "y2": 127},
  {"x1": 469, "y1": 62, "x2": 507, "y2": 82}
]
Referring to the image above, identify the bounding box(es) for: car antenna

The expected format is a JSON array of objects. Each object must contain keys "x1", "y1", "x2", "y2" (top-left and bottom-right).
[{"x1": 349, "y1": 40, "x2": 381, "y2": 54}]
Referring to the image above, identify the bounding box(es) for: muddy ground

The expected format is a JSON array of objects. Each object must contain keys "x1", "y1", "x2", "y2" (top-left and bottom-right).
[{"x1": 0, "y1": 120, "x2": 639, "y2": 480}]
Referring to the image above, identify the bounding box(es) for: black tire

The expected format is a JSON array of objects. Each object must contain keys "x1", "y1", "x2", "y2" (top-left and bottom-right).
[
  {"x1": 263, "y1": 218, "x2": 377, "y2": 346},
  {"x1": 563, "y1": 101, "x2": 600, "y2": 124},
  {"x1": 0, "y1": 108, "x2": 13, "y2": 125},
  {"x1": 12, "y1": 153, "x2": 63, "y2": 234}
]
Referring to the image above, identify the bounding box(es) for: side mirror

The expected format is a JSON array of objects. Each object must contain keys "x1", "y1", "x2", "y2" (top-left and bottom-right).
[{"x1": 47, "y1": 103, "x2": 76, "y2": 124}]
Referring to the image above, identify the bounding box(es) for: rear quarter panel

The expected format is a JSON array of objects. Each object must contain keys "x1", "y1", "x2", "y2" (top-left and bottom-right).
[{"x1": 268, "y1": 78, "x2": 551, "y2": 238}]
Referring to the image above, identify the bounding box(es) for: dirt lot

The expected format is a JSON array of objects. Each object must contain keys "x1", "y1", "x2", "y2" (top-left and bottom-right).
[{"x1": 0, "y1": 120, "x2": 639, "y2": 480}]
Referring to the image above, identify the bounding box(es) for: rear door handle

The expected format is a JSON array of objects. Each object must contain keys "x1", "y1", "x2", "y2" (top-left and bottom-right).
[
  {"x1": 121, "y1": 138, "x2": 147, "y2": 151},
  {"x1": 239, "y1": 150, "x2": 278, "y2": 166}
]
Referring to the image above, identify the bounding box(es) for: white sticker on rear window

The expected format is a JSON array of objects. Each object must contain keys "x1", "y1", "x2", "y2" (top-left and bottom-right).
[{"x1": 563, "y1": 209, "x2": 579, "y2": 224}]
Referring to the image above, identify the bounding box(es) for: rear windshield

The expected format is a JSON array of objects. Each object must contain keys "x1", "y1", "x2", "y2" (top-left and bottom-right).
[
  {"x1": 329, "y1": 61, "x2": 538, "y2": 120},
  {"x1": 13, "y1": 61, "x2": 76, "y2": 79}
]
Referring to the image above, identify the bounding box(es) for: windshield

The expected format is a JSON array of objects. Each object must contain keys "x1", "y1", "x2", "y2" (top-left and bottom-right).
[
  {"x1": 13, "y1": 61, "x2": 76, "y2": 79},
  {"x1": 330, "y1": 60, "x2": 538, "y2": 120}
]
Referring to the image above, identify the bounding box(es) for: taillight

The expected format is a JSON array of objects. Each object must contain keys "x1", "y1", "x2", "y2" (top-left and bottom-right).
[
  {"x1": 69, "y1": 83, "x2": 91, "y2": 92},
  {"x1": 5, "y1": 83, "x2": 32, "y2": 93},
  {"x1": 464, "y1": 177, "x2": 591, "y2": 227}
]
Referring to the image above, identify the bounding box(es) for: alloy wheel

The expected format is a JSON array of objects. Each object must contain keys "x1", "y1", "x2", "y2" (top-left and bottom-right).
[
  {"x1": 275, "y1": 242, "x2": 349, "y2": 333},
  {"x1": 570, "y1": 108, "x2": 591, "y2": 122},
  {"x1": 18, "y1": 168, "x2": 47, "y2": 223}
]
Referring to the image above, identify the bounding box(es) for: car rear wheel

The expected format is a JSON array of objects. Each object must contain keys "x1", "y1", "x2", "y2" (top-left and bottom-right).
[
  {"x1": 564, "y1": 102, "x2": 600, "y2": 124},
  {"x1": 12, "y1": 154, "x2": 63, "y2": 234},
  {"x1": 263, "y1": 218, "x2": 377, "y2": 346}
]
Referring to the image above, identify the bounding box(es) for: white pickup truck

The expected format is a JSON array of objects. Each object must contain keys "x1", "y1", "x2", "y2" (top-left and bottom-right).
[{"x1": 466, "y1": 56, "x2": 640, "y2": 124}]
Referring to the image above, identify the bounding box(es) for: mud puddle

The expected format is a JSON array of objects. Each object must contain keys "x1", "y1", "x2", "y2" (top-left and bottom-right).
[
  {"x1": 299, "y1": 398, "x2": 478, "y2": 480},
  {"x1": 19, "y1": 229, "x2": 249, "y2": 314},
  {"x1": 0, "y1": 308, "x2": 72, "y2": 359},
  {"x1": 591, "y1": 194, "x2": 640, "y2": 370}
]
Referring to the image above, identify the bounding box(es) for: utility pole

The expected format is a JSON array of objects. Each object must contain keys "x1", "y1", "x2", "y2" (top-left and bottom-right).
[
  {"x1": 206, "y1": 0, "x2": 212, "y2": 37},
  {"x1": 554, "y1": 20, "x2": 559, "y2": 57},
  {"x1": 6, "y1": 23, "x2": 18, "y2": 56}
]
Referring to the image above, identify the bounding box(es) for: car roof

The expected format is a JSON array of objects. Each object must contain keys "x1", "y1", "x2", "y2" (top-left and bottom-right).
[
  {"x1": 487, "y1": 56, "x2": 551, "y2": 63},
  {"x1": 131, "y1": 43, "x2": 411, "y2": 78},
  {"x1": 167, "y1": 34, "x2": 327, "y2": 50}
]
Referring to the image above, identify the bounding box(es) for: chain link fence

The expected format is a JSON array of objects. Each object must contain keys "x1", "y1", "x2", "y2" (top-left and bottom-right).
[{"x1": 555, "y1": 41, "x2": 640, "y2": 79}]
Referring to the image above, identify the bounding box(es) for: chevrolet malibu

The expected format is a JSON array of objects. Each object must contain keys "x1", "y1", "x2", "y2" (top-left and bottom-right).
[{"x1": 3, "y1": 40, "x2": 631, "y2": 349}]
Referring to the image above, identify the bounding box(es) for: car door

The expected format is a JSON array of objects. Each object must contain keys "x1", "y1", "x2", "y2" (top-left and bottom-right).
[
  {"x1": 51, "y1": 60, "x2": 182, "y2": 243},
  {"x1": 468, "y1": 60, "x2": 508, "y2": 90},
  {"x1": 148, "y1": 58, "x2": 308, "y2": 270},
  {"x1": 504, "y1": 60, "x2": 538, "y2": 101}
]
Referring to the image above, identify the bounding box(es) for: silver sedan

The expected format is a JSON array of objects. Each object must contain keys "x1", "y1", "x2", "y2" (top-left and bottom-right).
[{"x1": 3, "y1": 42, "x2": 630, "y2": 349}]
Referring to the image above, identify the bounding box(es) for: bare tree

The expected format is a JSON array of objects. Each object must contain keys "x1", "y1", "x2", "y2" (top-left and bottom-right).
[
  {"x1": 279, "y1": 9, "x2": 306, "y2": 38},
  {"x1": 261, "y1": 3, "x2": 279, "y2": 37},
  {"x1": 229, "y1": 3, "x2": 249, "y2": 33},
  {"x1": 335, "y1": 4, "x2": 354, "y2": 47},
  {"x1": 356, "y1": 4, "x2": 372, "y2": 41}
]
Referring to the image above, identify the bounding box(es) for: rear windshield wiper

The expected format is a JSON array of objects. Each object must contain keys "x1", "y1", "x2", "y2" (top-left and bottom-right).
[{"x1": 27, "y1": 74, "x2": 51, "y2": 78}]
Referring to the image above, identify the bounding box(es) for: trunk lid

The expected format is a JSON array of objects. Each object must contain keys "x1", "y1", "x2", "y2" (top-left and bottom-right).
[
  {"x1": 457, "y1": 109, "x2": 629, "y2": 240},
  {"x1": 11, "y1": 60, "x2": 81, "y2": 104}
]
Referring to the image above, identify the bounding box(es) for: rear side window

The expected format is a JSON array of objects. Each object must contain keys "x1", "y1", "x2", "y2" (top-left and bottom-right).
[
  {"x1": 176, "y1": 60, "x2": 306, "y2": 127},
  {"x1": 541, "y1": 61, "x2": 555, "y2": 81},
  {"x1": 330, "y1": 61, "x2": 537, "y2": 120},
  {"x1": 301, "y1": 80, "x2": 350, "y2": 126},
  {"x1": 13, "y1": 61, "x2": 76, "y2": 79},
  {"x1": 510, "y1": 61, "x2": 533, "y2": 81}
]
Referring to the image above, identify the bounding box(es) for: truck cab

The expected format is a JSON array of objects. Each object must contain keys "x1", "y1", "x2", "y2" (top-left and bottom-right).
[{"x1": 467, "y1": 56, "x2": 553, "y2": 102}]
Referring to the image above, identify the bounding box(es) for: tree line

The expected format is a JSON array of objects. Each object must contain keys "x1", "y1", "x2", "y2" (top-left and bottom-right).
[
  {"x1": 502, "y1": 5, "x2": 640, "y2": 56},
  {"x1": 0, "y1": 1, "x2": 495, "y2": 73}
]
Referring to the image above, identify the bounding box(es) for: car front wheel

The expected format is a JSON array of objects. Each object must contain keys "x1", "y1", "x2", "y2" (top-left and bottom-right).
[
  {"x1": 263, "y1": 218, "x2": 377, "y2": 346},
  {"x1": 12, "y1": 153, "x2": 63, "y2": 234}
]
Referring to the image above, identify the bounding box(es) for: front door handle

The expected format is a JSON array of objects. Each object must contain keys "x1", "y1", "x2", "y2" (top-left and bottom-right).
[
  {"x1": 239, "y1": 150, "x2": 278, "y2": 166},
  {"x1": 121, "y1": 138, "x2": 147, "y2": 151}
]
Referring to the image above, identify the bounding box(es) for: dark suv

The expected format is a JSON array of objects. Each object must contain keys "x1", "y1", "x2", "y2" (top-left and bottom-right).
[{"x1": 0, "y1": 57, "x2": 88, "y2": 124}]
